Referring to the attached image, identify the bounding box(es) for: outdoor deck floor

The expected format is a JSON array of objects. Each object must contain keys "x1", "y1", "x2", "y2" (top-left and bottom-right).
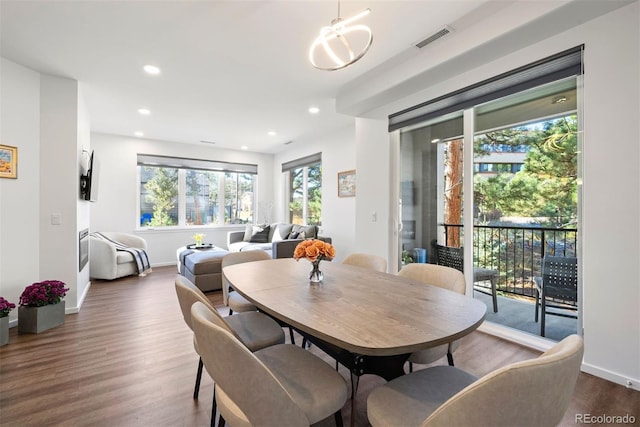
[{"x1": 473, "y1": 290, "x2": 578, "y2": 341}]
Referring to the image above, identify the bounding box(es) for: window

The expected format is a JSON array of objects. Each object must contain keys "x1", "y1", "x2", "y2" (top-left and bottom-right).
[
  {"x1": 474, "y1": 163, "x2": 524, "y2": 173},
  {"x1": 282, "y1": 153, "x2": 322, "y2": 225},
  {"x1": 138, "y1": 154, "x2": 257, "y2": 227}
]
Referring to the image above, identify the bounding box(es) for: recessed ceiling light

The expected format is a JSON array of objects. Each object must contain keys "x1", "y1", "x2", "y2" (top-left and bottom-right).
[
  {"x1": 267, "y1": 130, "x2": 277, "y2": 136},
  {"x1": 308, "y1": 106, "x2": 320, "y2": 114},
  {"x1": 143, "y1": 65, "x2": 161, "y2": 75},
  {"x1": 241, "y1": 145, "x2": 249, "y2": 150},
  {"x1": 138, "y1": 108, "x2": 151, "y2": 115},
  {"x1": 431, "y1": 138, "x2": 441, "y2": 143},
  {"x1": 134, "y1": 131, "x2": 144, "y2": 137}
]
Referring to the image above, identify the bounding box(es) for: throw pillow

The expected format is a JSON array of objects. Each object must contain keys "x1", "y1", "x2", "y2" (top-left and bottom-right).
[
  {"x1": 288, "y1": 231, "x2": 300, "y2": 240},
  {"x1": 273, "y1": 223, "x2": 294, "y2": 242},
  {"x1": 242, "y1": 224, "x2": 254, "y2": 242},
  {"x1": 249, "y1": 225, "x2": 271, "y2": 243},
  {"x1": 294, "y1": 225, "x2": 317, "y2": 239}
]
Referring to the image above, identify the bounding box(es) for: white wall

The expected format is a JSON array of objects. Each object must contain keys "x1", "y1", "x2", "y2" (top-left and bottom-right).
[
  {"x1": 76, "y1": 85, "x2": 91, "y2": 304},
  {"x1": 40, "y1": 75, "x2": 81, "y2": 309},
  {"x1": 90, "y1": 133, "x2": 275, "y2": 266},
  {"x1": 0, "y1": 59, "x2": 41, "y2": 323},
  {"x1": 273, "y1": 125, "x2": 356, "y2": 262},
  {"x1": 347, "y1": 3, "x2": 640, "y2": 389},
  {"x1": 0, "y1": 60, "x2": 90, "y2": 319},
  {"x1": 354, "y1": 118, "x2": 391, "y2": 264}
]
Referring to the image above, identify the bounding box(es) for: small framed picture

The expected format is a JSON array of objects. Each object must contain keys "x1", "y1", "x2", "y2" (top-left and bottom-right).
[
  {"x1": 338, "y1": 169, "x2": 356, "y2": 197},
  {"x1": 0, "y1": 144, "x2": 17, "y2": 179}
]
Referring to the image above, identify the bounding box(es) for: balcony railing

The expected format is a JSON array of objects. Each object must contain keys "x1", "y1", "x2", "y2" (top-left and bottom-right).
[{"x1": 441, "y1": 223, "x2": 578, "y2": 300}]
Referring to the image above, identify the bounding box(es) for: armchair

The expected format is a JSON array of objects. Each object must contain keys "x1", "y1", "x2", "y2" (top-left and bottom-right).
[{"x1": 90, "y1": 232, "x2": 149, "y2": 280}]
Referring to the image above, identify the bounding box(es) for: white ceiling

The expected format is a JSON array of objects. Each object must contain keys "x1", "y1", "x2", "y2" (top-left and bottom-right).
[{"x1": 1, "y1": 0, "x2": 533, "y2": 153}]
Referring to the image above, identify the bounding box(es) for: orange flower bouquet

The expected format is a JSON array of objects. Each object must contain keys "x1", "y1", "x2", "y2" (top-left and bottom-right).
[{"x1": 293, "y1": 239, "x2": 335, "y2": 283}]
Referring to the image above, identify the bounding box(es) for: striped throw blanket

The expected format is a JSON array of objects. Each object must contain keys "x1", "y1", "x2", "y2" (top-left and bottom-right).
[{"x1": 91, "y1": 232, "x2": 151, "y2": 275}]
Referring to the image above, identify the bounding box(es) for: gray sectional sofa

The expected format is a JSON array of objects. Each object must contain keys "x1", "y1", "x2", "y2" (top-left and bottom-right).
[{"x1": 227, "y1": 223, "x2": 331, "y2": 258}]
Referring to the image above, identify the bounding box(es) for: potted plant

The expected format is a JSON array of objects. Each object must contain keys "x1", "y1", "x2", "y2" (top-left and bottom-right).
[
  {"x1": 18, "y1": 280, "x2": 69, "y2": 334},
  {"x1": 0, "y1": 297, "x2": 16, "y2": 346}
]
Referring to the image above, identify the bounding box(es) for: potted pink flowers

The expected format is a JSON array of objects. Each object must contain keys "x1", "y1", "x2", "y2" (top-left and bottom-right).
[
  {"x1": 0, "y1": 296, "x2": 16, "y2": 346},
  {"x1": 18, "y1": 280, "x2": 69, "y2": 334}
]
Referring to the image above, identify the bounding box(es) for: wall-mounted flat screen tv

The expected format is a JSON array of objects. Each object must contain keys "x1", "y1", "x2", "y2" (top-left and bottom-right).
[{"x1": 80, "y1": 150, "x2": 99, "y2": 202}]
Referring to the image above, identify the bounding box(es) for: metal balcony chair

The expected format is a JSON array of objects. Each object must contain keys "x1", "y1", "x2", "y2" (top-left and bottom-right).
[
  {"x1": 435, "y1": 244, "x2": 499, "y2": 312},
  {"x1": 534, "y1": 256, "x2": 578, "y2": 337}
]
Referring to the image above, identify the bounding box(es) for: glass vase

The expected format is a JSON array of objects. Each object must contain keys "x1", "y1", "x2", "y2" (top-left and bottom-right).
[{"x1": 309, "y1": 260, "x2": 324, "y2": 283}]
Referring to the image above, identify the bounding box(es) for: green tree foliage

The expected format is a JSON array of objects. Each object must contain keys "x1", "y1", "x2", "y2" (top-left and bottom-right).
[
  {"x1": 474, "y1": 115, "x2": 577, "y2": 226},
  {"x1": 222, "y1": 172, "x2": 253, "y2": 224},
  {"x1": 289, "y1": 164, "x2": 322, "y2": 225},
  {"x1": 144, "y1": 167, "x2": 178, "y2": 226},
  {"x1": 185, "y1": 170, "x2": 204, "y2": 225}
]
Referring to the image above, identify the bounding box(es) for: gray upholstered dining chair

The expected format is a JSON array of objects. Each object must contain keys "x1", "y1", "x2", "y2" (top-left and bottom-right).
[
  {"x1": 534, "y1": 255, "x2": 578, "y2": 337},
  {"x1": 398, "y1": 263, "x2": 466, "y2": 369},
  {"x1": 221, "y1": 250, "x2": 271, "y2": 314},
  {"x1": 342, "y1": 253, "x2": 387, "y2": 272},
  {"x1": 222, "y1": 250, "x2": 297, "y2": 345},
  {"x1": 190, "y1": 301, "x2": 349, "y2": 427},
  {"x1": 174, "y1": 275, "x2": 285, "y2": 402},
  {"x1": 367, "y1": 334, "x2": 584, "y2": 427}
]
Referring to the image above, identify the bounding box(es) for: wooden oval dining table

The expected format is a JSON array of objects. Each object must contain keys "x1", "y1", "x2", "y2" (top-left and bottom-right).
[{"x1": 223, "y1": 258, "x2": 487, "y2": 379}]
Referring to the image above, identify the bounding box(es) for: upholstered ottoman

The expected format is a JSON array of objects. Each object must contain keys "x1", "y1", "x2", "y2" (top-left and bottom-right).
[{"x1": 183, "y1": 249, "x2": 229, "y2": 292}]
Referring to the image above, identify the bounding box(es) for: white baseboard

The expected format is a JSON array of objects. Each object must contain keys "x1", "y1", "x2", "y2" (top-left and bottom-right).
[
  {"x1": 75, "y1": 280, "x2": 92, "y2": 311},
  {"x1": 478, "y1": 321, "x2": 556, "y2": 352},
  {"x1": 582, "y1": 363, "x2": 640, "y2": 391},
  {"x1": 152, "y1": 261, "x2": 178, "y2": 268}
]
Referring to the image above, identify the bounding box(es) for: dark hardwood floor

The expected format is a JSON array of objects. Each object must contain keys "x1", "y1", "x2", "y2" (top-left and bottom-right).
[{"x1": 1, "y1": 266, "x2": 638, "y2": 426}]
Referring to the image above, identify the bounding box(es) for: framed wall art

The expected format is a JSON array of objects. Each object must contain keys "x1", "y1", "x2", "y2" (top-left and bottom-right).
[
  {"x1": 338, "y1": 169, "x2": 356, "y2": 197},
  {"x1": 0, "y1": 144, "x2": 17, "y2": 179}
]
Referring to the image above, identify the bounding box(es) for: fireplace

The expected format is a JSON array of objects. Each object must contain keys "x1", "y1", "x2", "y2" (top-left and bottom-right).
[{"x1": 79, "y1": 228, "x2": 89, "y2": 271}]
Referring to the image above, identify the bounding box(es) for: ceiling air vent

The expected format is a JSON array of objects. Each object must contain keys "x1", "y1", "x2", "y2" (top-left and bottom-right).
[
  {"x1": 415, "y1": 25, "x2": 453, "y2": 49},
  {"x1": 284, "y1": 140, "x2": 294, "y2": 145},
  {"x1": 200, "y1": 140, "x2": 216, "y2": 145}
]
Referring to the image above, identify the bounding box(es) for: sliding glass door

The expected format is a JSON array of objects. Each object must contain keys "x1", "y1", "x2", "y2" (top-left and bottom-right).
[
  {"x1": 397, "y1": 76, "x2": 581, "y2": 342},
  {"x1": 399, "y1": 111, "x2": 464, "y2": 266}
]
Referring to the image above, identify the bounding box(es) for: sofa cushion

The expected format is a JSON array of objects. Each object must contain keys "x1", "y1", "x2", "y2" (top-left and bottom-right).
[
  {"x1": 249, "y1": 224, "x2": 271, "y2": 243},
  {"x1": 229, "y1": 241, "x2": 251, "y2": 252},
  {"x1": 240, "y1": 243, "x2": 273, "y2": 252},
  {"x1": 116, "y1": 251, "x2": 135, "y2": 265},
  {"x1": 272, "y1": 223, "x2": 294, "y2": 242}
]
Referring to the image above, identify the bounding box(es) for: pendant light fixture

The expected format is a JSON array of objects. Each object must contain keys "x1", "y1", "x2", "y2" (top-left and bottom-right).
[{"x1": 308, "y1": 1, "x2": 372, "y2": 71}]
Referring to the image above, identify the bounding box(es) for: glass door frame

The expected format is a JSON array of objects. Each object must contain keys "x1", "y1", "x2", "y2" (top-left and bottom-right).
[{"x1": 390, "y1": 78, "x2": 584, "y2": 348}]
